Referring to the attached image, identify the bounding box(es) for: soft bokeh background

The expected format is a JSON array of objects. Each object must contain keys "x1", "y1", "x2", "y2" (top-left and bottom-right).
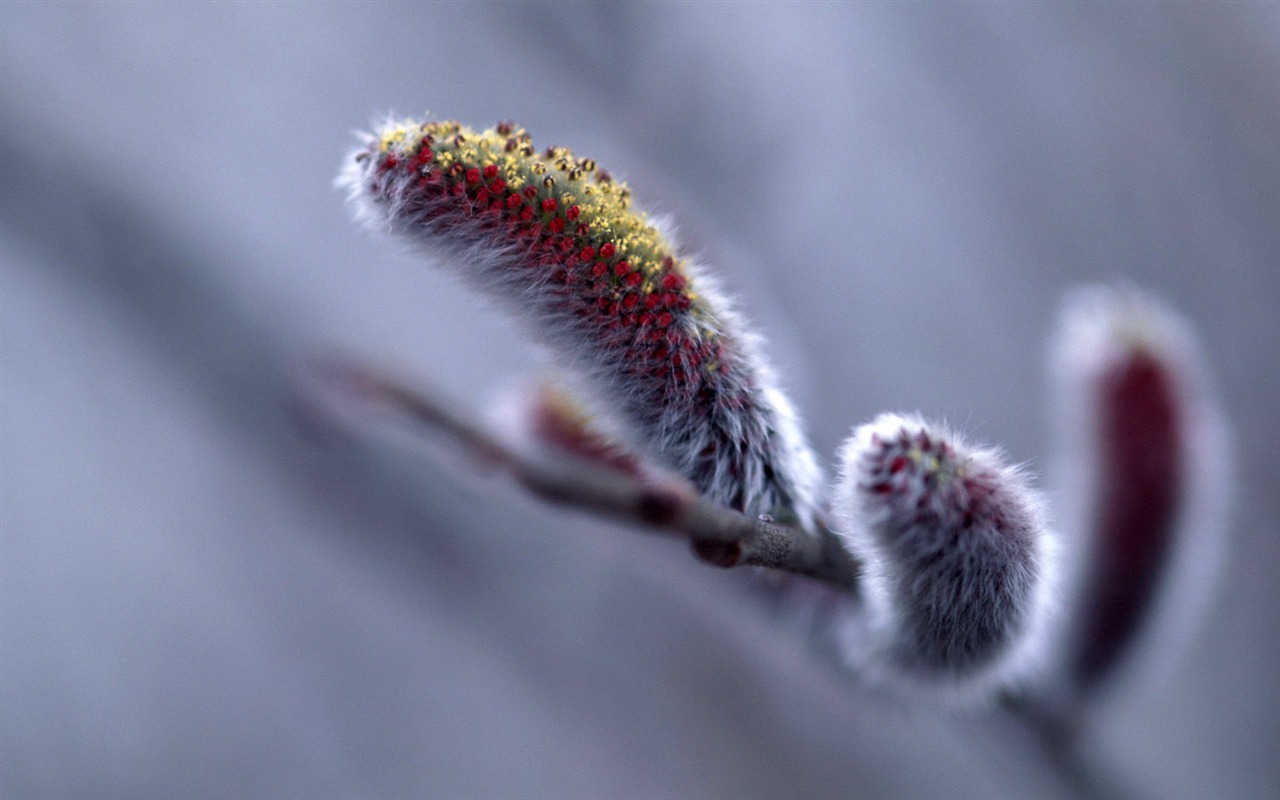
[{"x1": 2, "y1": 3, "x2": 1277, "y2": 798}]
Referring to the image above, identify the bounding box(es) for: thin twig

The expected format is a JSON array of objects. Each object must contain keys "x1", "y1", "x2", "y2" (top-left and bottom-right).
[
  {"x1": 311, "y1": 361, "x2": 859, "y2": 593},
  {"x1": 1002, "y1": 694, "x2": 1144, "y2": 800}
]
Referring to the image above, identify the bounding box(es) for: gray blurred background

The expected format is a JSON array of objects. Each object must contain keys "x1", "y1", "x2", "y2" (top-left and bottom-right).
[{"x1": 2, "y1": 3, "x2": 1277, "y2": 798}]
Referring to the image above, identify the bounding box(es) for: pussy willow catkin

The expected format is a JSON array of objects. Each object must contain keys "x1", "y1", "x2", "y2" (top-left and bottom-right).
[
  {"x1": 340, "y1": 119, "x2": 821, "y2": 529},
  {"x1": 834, "y1": 413, "x2": 1054, "y2": 697}
]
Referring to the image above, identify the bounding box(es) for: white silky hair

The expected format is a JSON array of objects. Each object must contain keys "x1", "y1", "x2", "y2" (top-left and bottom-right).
[
  {"x1": 831, "y1": 413, "x2": 1058, "y2": 706},
  {"x1": 338, "y1": 128, "x2": 824, "y2": 532}
]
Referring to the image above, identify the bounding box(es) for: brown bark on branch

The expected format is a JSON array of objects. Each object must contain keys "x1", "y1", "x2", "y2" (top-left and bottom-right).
[{"x1": 311, "y1": 361, "x2": 859, "y2": 593}]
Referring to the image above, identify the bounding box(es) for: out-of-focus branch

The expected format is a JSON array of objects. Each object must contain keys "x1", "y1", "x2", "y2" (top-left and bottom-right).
[
  {"x1": 308, "y1": 361, "x2": 859, "y2": 593},
  {"x1": 1002, "y1": 694, "x2": 1142, "y2": 800}
]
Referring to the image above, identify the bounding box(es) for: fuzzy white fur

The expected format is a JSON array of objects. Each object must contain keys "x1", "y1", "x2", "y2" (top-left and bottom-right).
[
  {"x1": 338, "y1": 124, "x2": 823, "y2": 531},
  {"x1": 831, "y1": 413, "x2": 1057, "y2": 705}
]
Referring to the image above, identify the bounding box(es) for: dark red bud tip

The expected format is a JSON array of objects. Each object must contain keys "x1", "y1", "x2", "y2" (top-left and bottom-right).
[{"x1": 1075, "y1": 348, "x2": 1183, "y2": 687}]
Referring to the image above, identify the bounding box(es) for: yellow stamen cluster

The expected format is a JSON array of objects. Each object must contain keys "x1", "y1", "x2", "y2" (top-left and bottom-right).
[{"x1": 377, "y1": 118, "x2": 696, "y2": 303}]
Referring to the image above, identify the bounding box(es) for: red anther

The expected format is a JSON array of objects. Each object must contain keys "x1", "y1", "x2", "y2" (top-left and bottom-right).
[
  {"x1": 566, "y1": 205, "x2": 581, "y2": 221},
  {"x1": 622, "y1": 294, "x2": 640, "y2": 311},
  {"x1": 656, "y1": 312, "x2": 673, "y2": 327},
  {"x1": 644, "y1": 295, "x2": 659, "y2": 310},
  {"x1": 558, "y1": 237, "x2": 573, "y2": 252},
  {"x1": 541, "y1": 198, "x2": 558, "y2": 212},
  {"x1": 640, "y1": 312, "x2": 657, "y2": 328},
  {"x1": 591, "y1": 262, "x2": 608, "y2": 278},
  {"x1": 661, "y1": 273, "x2": 686, "y2": 291},
  {"x1": 613, "y1": 261, "x2": 630, "y2": 277},
  {"x1": 474, "y1": 187, "x2": 489, "y2": 203},
  {"x1": 506, "y1": 194, "x2": 523, "y2": 209},
  {"x1": 488, "y1": 178, "x2": 506, "y2": 194},
  {"x1": 660, "y1": 292, "x2": 679, "y2": 308},
  {"x1": 523, "y1": 186, "x2": 538, "y2": 199},
  {"x1": 580, "y1": 246, "x2": 596, "y2": 261},
  {"x1": 483, "y1": 164, "x2": 499, "y2": 180},
  {"x1": 465, "y1": 167, "x2": 481, "y2": 184},
  {"x1": 575, "y1": 223, "x2": 590, "y2": 236},
  {"x1": 549, "y1": 217, "x2": 565, "y2": 234},
  {"x1": 625, "y1": 272, "x2": 643, "y2": 288},
  {"x1": 520, "y1": 207, "x2": 534, "y2": 221},
  {"x1": 608, "y1": 302, "x2": 621, "y2": 316},
  {"x1": 599, "y1": 242, "x2": 616, "y2": 258}
]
